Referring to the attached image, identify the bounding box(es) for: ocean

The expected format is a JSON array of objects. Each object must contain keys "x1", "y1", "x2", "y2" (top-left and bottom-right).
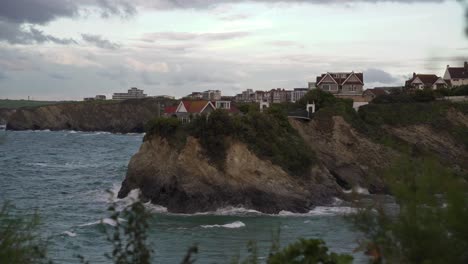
[{"x1": 0, "y1": 129, "x2": 367, "y2": 263}]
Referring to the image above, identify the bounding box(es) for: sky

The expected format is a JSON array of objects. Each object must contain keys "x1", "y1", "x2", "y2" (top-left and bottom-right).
[{"x1": 0, "y1": 0, "x2": 467, "y2": 100}]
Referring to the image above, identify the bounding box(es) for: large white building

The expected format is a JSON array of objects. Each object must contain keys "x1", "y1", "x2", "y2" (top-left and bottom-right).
[
  {"x1": 112, "y1": 87, "x2": 147, "y2": 100},
  {"x1": 202, "y1": 90, "x2": 222, "y2": 101}
]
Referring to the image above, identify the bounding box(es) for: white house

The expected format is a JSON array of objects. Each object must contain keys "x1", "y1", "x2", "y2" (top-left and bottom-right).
[{"x1": 444, "y1": 62, "x2": 468, "y2": 86}]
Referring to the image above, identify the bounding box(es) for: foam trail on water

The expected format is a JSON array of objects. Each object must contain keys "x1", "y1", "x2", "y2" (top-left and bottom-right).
[
  {"x1": 279, "y1": 206, "x2": 356, "y2": 216},
  {"x1": 62, "y1": 231, "x2": 77, "y2": 237},
  {"x1": 201, "y1": 221, "x2": 246, "y2": 229},
  {"x1": 194, "y1": 206, "x2": 262, "y2": 216},
  {"x1": 78, "y1": 217, "x2": 126, "y2": 227}
]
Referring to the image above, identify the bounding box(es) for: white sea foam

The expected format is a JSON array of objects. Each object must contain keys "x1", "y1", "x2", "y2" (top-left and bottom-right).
[
  {"x1": 78, "y1": 217, "x2": 126, "y2": 227},
  {"x1": 62, "y1": 231, "x2": 77, "y2": 237},
  {"x1": 342, "y1": 186, "x2": 370, "y2": 195},
  {"x1": 201, "y1": 221, "x2": 246, "y2": 229},
  {"x1": 279, "y1": 206, "x2": 356, "y2": 216},
  {"x1": 144, "y1": 202, "x2": 168, "y2": 213},
  {"x1": 195, "y1": 206, "x2": 262, "y2": 216}
]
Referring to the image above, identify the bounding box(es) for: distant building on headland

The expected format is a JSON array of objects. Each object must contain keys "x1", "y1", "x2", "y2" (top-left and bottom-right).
[
  {"x1": 153, "y1": 95, "x2": 175, "y2": 100},
  {"x1": 444, "y1": 61, "x2": 468, "y2": 86},
  {"x1": 202, "y1": 90, "x2": 222, "y2": 101},
  {"x1": 234, "y1": 88, "x2": 310, "y2": 103},
  {"x1": 84, "y1": 95, "x2": 106, "y2": 101},
  {"x1": 112, "y1": 87, "x2": 147, "y2": 100},
  {"x1": 184, "y1": 90, "x2": 222, "y2": 101}
]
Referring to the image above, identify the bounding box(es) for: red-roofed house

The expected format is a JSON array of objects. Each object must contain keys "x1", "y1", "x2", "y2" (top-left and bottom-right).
[
  {"x1": 444, "y1": 62, "x2": 468, "y2": 86},
  {"x1": 405, "y1": 73, "x2": 447, "y2": 90},
  {"x1": 315, "y1": 72, "x2": 364, "y2": 95},
  {"x1": 164, "y1": 100, "x2": 216, "y2": 123}
]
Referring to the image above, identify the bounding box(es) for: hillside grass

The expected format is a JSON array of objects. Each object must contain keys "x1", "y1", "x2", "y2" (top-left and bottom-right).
[{"x1": 0, "y1": 100, "x2": 63, "y2": 109}]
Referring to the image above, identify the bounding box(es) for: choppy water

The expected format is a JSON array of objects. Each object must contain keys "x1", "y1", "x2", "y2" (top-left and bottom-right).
[{"x1": 0, "y1": 130, "x2": 367, "y2": 263}]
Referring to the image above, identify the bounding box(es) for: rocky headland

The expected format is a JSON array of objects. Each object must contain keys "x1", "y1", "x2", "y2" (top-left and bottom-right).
[
  {"x1": 6, "y1": 98, "x2": 171, "y2": 133},
  {"x1": 118, "y1": 101, "x2": 468, "y2": 214},
  {"x1": 0, "y1": 108, "x2": 16, "y2": 125}
]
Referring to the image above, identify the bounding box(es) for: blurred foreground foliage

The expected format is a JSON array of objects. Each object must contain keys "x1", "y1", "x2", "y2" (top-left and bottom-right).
[
  {"x1": 353, "y1": 157, "x2": 468, "y2": 264},
  {"x1": 0, "y1": 203, "x2": 49, "y2": 264}
]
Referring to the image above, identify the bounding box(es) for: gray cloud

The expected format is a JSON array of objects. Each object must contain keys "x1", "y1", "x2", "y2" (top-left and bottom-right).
[
  {"x1": 81, "y1": 34, "x2": 120, "y2": 49},
  {"x1": 0, "y1": 21, "x2": 77, "y2": 45},
  {"x1": 141, "y1": 72, "x2": 160, "y2": 86},
  {"x1": 142, "y1": 31, "x2": 250, "y2": 42},
  {"x1": 129, "y1": 0, "x2": 444, "y2": 10},
  {"x1": 0, "y1": 0, "x2": 136, "y2": 25},
  {"x1": 219, "y1": 14, "x2": 251, "y2": 21},
  {"x1": 49, "y1": 73, "x2": 71, "y2": 80},
  {"x1": 364, "y1": 68, "x2": 399, "y2": 84},
  {"x1": 0, "y1": 0, "x2": 136, "y2": 45},
  {"x1": 267, "y1": 40, "x2": 305, "y2": 49}
]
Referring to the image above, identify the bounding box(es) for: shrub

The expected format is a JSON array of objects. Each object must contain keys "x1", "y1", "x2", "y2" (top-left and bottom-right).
[
  {"x1": 0, "y1": 203, "x2": 49, "y2": 264},
  {"x1": 296, "y1": 89, "x2": 338, "y2": 111},
  {"x1": 451, "y1": 85, "x2": 468, "y2": 96},
  {"x1": 145, "y1": 117, "x2": 181, "y2": 139}
]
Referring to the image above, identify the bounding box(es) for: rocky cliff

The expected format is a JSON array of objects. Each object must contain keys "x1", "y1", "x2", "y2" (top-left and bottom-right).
[
  {"x1": 118, "y1": 103, "x2": 468, "y2": 214},
  {"x1": 0, "y1": 108, "x2": 16, "y2": 125},
  {"x1": 6, "y1": 99, "x2": 169, "y2": 133},
  {"x1": 118, "y1": 136, "x2": 340, "y2": 214}
]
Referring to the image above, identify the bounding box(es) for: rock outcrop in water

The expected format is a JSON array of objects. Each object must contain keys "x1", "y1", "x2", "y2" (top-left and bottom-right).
[
  {"x1": 118, "y1": 136, "x2": 341, "y2": 214},
  {"x1": 118, "y1": 103, "x2": 468, "y2": 214},
  {"x1": 6, "y1": 99, "x2": 171, "y2": 133}
]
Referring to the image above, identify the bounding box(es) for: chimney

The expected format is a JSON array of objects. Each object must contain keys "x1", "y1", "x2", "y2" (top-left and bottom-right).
[
  {"x1": 413, "y1": 72, "x2": 416, "y2": 78},
  {"x1": 464, "y1": 61, "x2": 468, "y2": 71},
  {"x1": 447, "y1": 65, "x2": 450, "y2": 69}
]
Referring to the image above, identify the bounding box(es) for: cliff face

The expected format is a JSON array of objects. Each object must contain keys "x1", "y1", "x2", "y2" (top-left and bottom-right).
[
  {"x1": 6, "y1": 99, "x2": 166, "y2": 133},
  {"x1": 119, "y1": 107, "x2": 468, "y2": 214},
  {"x1": 0, "y1": 108, "x2": 16, "y2": 125},
  {"x1": 118, "y1": 136, "x2": 340, "y2": 214}
]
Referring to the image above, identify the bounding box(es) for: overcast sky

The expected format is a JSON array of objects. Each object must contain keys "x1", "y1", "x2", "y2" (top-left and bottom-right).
[{"x1": 0, "y1": 0, "x2": 467, "y2": 100}]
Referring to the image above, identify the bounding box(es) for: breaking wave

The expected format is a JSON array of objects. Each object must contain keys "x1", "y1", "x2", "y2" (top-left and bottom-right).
[{"x1": 201, "y1": 221, "x2": 246, "y2": 229}]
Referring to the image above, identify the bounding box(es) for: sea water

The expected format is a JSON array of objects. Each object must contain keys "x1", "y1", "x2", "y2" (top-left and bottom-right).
[{"x1": 0, "y1": 130, "x2": 367, "y2": 263}]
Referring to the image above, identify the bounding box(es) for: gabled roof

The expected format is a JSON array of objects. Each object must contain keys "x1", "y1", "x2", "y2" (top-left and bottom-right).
[
  {"x1": 164, "y1": 106, "x2": 177, "y2": 114},
  {"x1": 342, "y1": 73, "x2": 364, "y2": 85},
  {"x1": 316, "y1": 73, "x2": 338, "y2": 85},
  {"x1": 406, "y1": 74, "x2": 443, "y2": 86},
  {"x1": 316, "y1": 72, "x2": 364, "y2": 86},
  {"x1": 447, "y1": 67, "x2": 468, "y2": 79},
  {"x1": 177, "y1": 100, "x2": 215, "y2": 113},
  {"x1": 364, "y1": 88, "x2": 388, "y2": 96}
]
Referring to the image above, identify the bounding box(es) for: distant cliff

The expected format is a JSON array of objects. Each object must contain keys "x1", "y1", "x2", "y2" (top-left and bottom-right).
[
  {"x1": 6, "y1": 99, "x2": 170, "y2": 133},
  {"x1": 0, "y1": 108, "x2": 16, "y2": 125},
  {"x1": 118, "y1": 101, "x2": 468, "y2": 213}
]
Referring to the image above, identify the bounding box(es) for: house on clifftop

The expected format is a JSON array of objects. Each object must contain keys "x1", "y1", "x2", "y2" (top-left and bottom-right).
[
  {"x1": 314, "y1": 72, "x2": 364, "y2": 96},
  {"x1": 164, "y1": 101, "x2": 215, "y2": 123},
  {"x1": 405, "y1": 73, "x2": 447, "y2": 90},
  {"x1": 444, "y1": 62, "x2": 468, "y2": 86},
  {"x1": 164, "y1": 100, "x2": 238, "y2": 123}
]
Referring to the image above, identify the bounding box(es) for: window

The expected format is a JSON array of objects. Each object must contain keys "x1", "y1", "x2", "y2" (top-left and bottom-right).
[{"x1": 322, "y1": 84, "x2": 330, "y2": 91}]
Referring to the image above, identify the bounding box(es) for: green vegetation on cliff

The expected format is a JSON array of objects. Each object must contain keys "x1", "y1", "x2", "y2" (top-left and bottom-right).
[
  {"x1": 145, "y1": 108, "x2": 315, "y2": 177},
  {"x1": 0, "y1": 99, "x2": 62, "y2": 109}
]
